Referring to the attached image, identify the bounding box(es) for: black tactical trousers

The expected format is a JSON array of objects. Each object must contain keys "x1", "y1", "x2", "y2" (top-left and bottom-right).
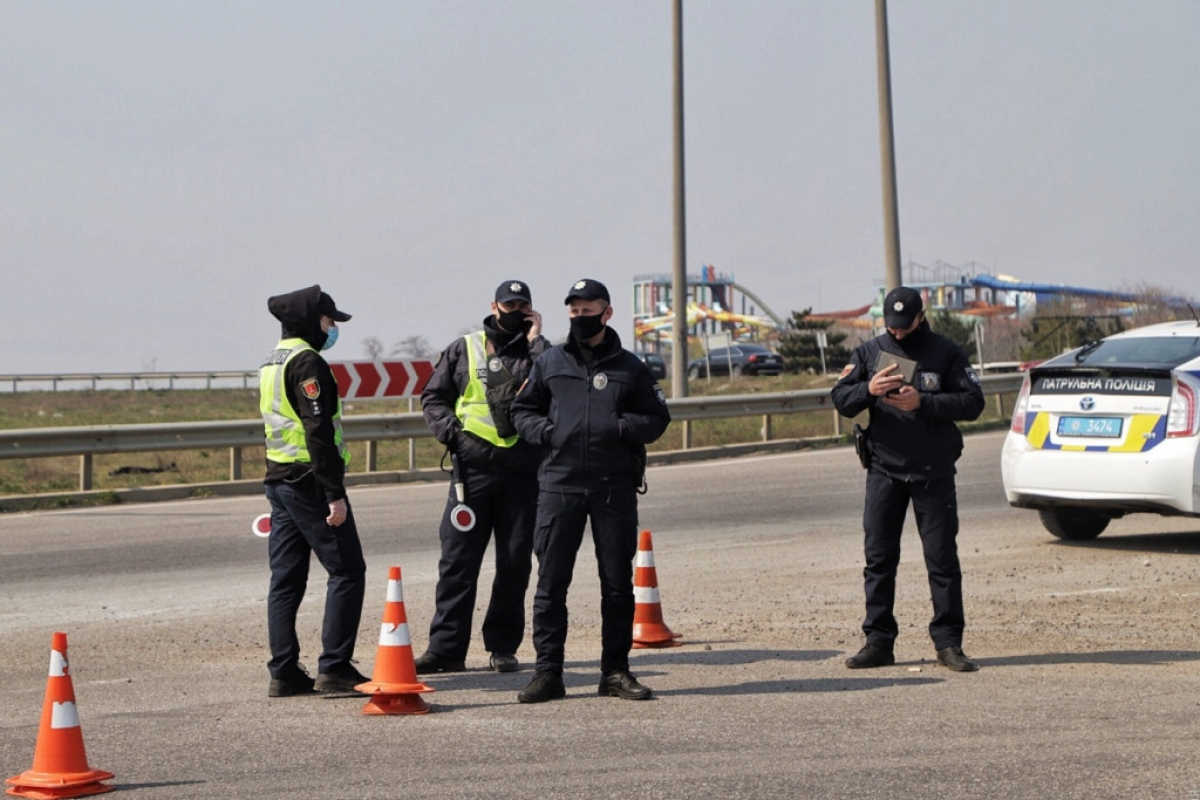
[
  {"x1": 530, "y1": 486, "x2": 639, "y2": 674},
  {"x1": 265, "y1": 481, "x2": 366, "y2": 678},
  {"x1": 426, "y1": 466, "x2": 538, "y2": 661},
  {"x1": 861, "y1": 470, "x2": 965, "y2": 651}
]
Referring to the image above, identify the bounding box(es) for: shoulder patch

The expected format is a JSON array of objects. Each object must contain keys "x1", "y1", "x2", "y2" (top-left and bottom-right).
[
  {"x1": 966, "y1": 368, "x2": 981, "y2": 386},
  {"x1": 301, "y1": 378, "x2": 321, "y2": 400},
  {"x1": 654, "y1": 386, "x2": 666, "y2": 405},
  {"x1": 838, "y1": 364, "x2": 855, "y2": 381}
]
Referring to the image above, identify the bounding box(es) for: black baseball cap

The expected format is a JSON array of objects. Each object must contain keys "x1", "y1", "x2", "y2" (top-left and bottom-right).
[
  {"x1": 883, "y1": 286, "x2": 923, "y2": 329},
  {"x1": 316, "y1": 290, "x2": 351, "y2": 322},
  {"x1": 268, "y1": 285, "x2": 350, "y2": 325},
  {"x1": 495, "y1": 280, "x2": 532, "y2": 305},
  {"x1": 564, "y1": 278, "x2": 610, "y2": 304}
]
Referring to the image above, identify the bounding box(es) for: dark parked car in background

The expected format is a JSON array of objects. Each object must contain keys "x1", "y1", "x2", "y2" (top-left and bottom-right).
[
  {"x1": 687, "y1": 344, "x2": 783, "y2": 378},
  {"x1": 636, "y1": 352, "x2": 667, "y2": 379}
]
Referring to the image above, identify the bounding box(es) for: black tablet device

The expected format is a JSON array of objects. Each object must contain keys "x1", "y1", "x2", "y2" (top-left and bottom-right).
[{"x1": 874, "y1": 351, "x2": 917, "y2": 384}]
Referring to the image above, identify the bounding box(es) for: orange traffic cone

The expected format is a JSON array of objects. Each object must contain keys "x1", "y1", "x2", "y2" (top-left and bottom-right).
[
  {"x1": 355, "y1": 566, "x2": 435, "y2": 715},
  {"x1": 6, "y1": 632, "x2": 114, "y2": 799},
  {"x1": 631, "y1": 530, "x2": 683, "y2": 649}
]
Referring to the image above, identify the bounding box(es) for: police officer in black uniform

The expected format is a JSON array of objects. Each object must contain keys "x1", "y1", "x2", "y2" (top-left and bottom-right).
[
  {"x1": 831, "y1": 286, "x2": 985, "y2": 672},
  {"x1": 510, "y1": 278, "x2": 671, "y2": 703},
  {"x1": 414, "y1": 280, "x2": 548, "y2": 675},
  {"x1": 259, "y1": 285, "x2": 368, "y2": 697}
]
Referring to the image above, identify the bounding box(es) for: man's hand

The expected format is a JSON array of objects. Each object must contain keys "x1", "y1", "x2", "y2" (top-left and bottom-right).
[
  {"x1": 327, "y1": 498, "x2": 348, "y2": 527},
  {"x1": 869, "y1": 363, "x2": 905, "y2": 397},
  {"x1": 526, "y1": 309, "x2": 543, "y2": 342},
  {"x1": 880, "y1": 384, "x2": 921, "y2": 412}
]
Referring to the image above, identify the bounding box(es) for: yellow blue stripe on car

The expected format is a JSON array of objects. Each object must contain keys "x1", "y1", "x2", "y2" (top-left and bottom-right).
[{"x1": 1024, "y1": 411, "x2": 1167, "y2": 452}]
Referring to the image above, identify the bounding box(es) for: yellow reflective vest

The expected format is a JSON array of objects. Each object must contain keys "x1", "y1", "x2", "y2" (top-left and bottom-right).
[
  {"x1": 454, "y1": 332, "x2": 519, "y2": 448},
  {"x1": 259, "y1": 338, "x2": 350, "y2": 466}
]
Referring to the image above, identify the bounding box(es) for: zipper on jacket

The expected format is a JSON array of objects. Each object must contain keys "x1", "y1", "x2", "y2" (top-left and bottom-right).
[{"x1": 581, "y1": 361, "x2": 592, "y2": 474}]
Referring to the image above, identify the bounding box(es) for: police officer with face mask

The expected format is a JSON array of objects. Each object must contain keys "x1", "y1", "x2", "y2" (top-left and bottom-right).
[
  {"x1": 831, "y1": 286, "x2": 985, "y2": 673},
  {"x1": 510, "y1": 278, "x2": 671, "y2": 704},
  {"x1": 259, "y1": 284, "x2": 368, "y2": 697},
  {"x1": 415, "y1": 280, "x2": 548, "y2": 675}
]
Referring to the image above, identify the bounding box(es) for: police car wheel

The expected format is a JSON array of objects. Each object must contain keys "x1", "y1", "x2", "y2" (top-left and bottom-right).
[{"x1": 1037, "y1": 507, "x2": 1111, "y2": 541}]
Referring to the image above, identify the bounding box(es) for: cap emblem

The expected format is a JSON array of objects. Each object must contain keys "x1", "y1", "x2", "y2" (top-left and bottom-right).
[
  {"x1": 509, "y1": 282, "x2": 524, "y2": 293},
  {"x1": 574, "y1": 280, "x2": 587, "y2": 290},
  {"x1": 892, "y1": 301, "x2": 905, "y2": 312}
]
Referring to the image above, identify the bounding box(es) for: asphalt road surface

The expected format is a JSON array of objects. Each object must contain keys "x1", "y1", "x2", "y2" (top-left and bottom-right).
[{"x1": 1, "y1": 431, "x2": 1198, "y2": 799}]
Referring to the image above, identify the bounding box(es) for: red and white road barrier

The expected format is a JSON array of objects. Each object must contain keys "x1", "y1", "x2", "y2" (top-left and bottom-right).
[{"x1": 328, "y1": 361, "x2": 435, "y2": 400}]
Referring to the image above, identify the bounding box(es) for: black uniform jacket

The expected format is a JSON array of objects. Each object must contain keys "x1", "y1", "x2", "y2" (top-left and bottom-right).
[
  {"x1": 421, "y1": 316, "x2": 550, "y2": 473},
  {"x1": 511, "y1": 327, "x2": 671, "y2": 490},
  {"x1": 831, "y1": 321, "x2": 985, "y2": 480},
  {"x1": 262, "y1": 285, "x2": 347, "y2": 502}
]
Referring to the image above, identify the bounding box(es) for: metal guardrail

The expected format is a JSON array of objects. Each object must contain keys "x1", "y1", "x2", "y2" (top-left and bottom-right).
[
  {"x1": 0, "y1": 371, "x2": 260, "y2": 392},
  {"x1": 0, "y1": 375, "x2": 1025, "y2": 492}
]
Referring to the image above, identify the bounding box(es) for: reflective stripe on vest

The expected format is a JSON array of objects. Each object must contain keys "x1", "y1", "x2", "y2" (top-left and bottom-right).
[
  {"x1": 259, "y1": 338, "x2": 350, "y2": 465},
  {"x1": 454, "y1": 332, "x2": 518, "y2": 448}
]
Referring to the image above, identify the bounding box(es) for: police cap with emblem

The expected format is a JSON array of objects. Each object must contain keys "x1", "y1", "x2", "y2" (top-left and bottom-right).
[
  {"x1": 883, "y1": 286, "x2": 923, "y2": 329},
  {"x1": 495, "y1": 280, "x2": 532, "y2": 305},
  {"x1": 564, "y1": 278, "x2": 610, "y2": 304}
]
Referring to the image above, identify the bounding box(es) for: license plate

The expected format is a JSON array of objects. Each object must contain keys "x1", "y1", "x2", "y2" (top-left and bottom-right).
[{"x1": 1057, "y1": 415, "x2": 1123, "y2": 438}]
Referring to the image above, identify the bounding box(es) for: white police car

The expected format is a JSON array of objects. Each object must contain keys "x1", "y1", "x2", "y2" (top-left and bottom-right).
[{"x1": 1001, "y1": 319, "x2": 1200, "y2": 539}]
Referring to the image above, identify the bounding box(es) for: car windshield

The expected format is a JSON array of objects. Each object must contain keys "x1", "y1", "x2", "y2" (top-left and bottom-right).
[{"x1": 1070, "y1": 336, "x2": 1200, "y2": 367}]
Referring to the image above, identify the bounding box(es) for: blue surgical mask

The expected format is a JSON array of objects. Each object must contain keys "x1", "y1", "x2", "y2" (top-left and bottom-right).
[{"x1": 321, "y1": 326, "x2": 339, "y2": 351}]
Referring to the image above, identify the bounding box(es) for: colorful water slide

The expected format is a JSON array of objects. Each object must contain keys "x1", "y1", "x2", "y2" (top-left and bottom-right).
[
  {"x1": 969, "y1": 274, "x2": 1186, "y2": 304},
  {"x1": 727, "y1": 281, "x2": 787, "y2": 328},
  {"x1": 634, "y1": 303, "x2": 779, "y2": 341}
]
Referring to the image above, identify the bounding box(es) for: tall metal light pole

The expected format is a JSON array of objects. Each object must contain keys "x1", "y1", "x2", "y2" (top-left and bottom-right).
[
  {"x1": 671, "y1": 0, "x2": 689, "y2": 397},
  {"x1": 875, "y1": 0, "x2": 903, "y2": 292}
]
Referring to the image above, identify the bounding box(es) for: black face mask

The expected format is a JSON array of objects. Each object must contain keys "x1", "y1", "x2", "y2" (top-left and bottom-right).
[
  {"x1": 497, "y1": 309, "x2": 531, "y2": 335},
  {"x1": 887, "y1": 318, "x2": 926, "y2": 352},
  {"x1": 569, "y1": 313, "x2": 606, "y2": 343}
]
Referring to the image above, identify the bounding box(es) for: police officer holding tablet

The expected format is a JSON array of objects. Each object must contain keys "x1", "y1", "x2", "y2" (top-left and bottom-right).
[{"x1": 831, "y1": 286, "x2": 985, "y2": 672}]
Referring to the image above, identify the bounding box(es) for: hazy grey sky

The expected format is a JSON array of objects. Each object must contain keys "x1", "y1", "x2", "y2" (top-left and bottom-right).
[{"x1": 5, "y1": 1, "x2": 1198, "y2": 374}]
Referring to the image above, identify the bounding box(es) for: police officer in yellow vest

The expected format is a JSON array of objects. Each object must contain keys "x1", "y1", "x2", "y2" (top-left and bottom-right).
[
  {"x1": 416, "y1": 280, "x2": 548, "y2": 674},
  {"x1": 260, "y1": 284, "x2": 368, "y2": 697}
]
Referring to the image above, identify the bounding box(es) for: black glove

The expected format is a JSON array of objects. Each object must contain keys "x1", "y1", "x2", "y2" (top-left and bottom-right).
[{"x1": 442, "y1": 423, "x2": 461, "y2": 452}]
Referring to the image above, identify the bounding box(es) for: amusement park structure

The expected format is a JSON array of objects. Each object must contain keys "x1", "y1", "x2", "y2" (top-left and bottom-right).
[
  {"x1": 850, "y1": 260, "x2": 1190, "y2": 326},
  {"x1": 632, "y1": 260, "x2": 1188, "y2": 354},
  {"x1": 632, "y1": 266, "x2": 784, "y2": 353}
]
